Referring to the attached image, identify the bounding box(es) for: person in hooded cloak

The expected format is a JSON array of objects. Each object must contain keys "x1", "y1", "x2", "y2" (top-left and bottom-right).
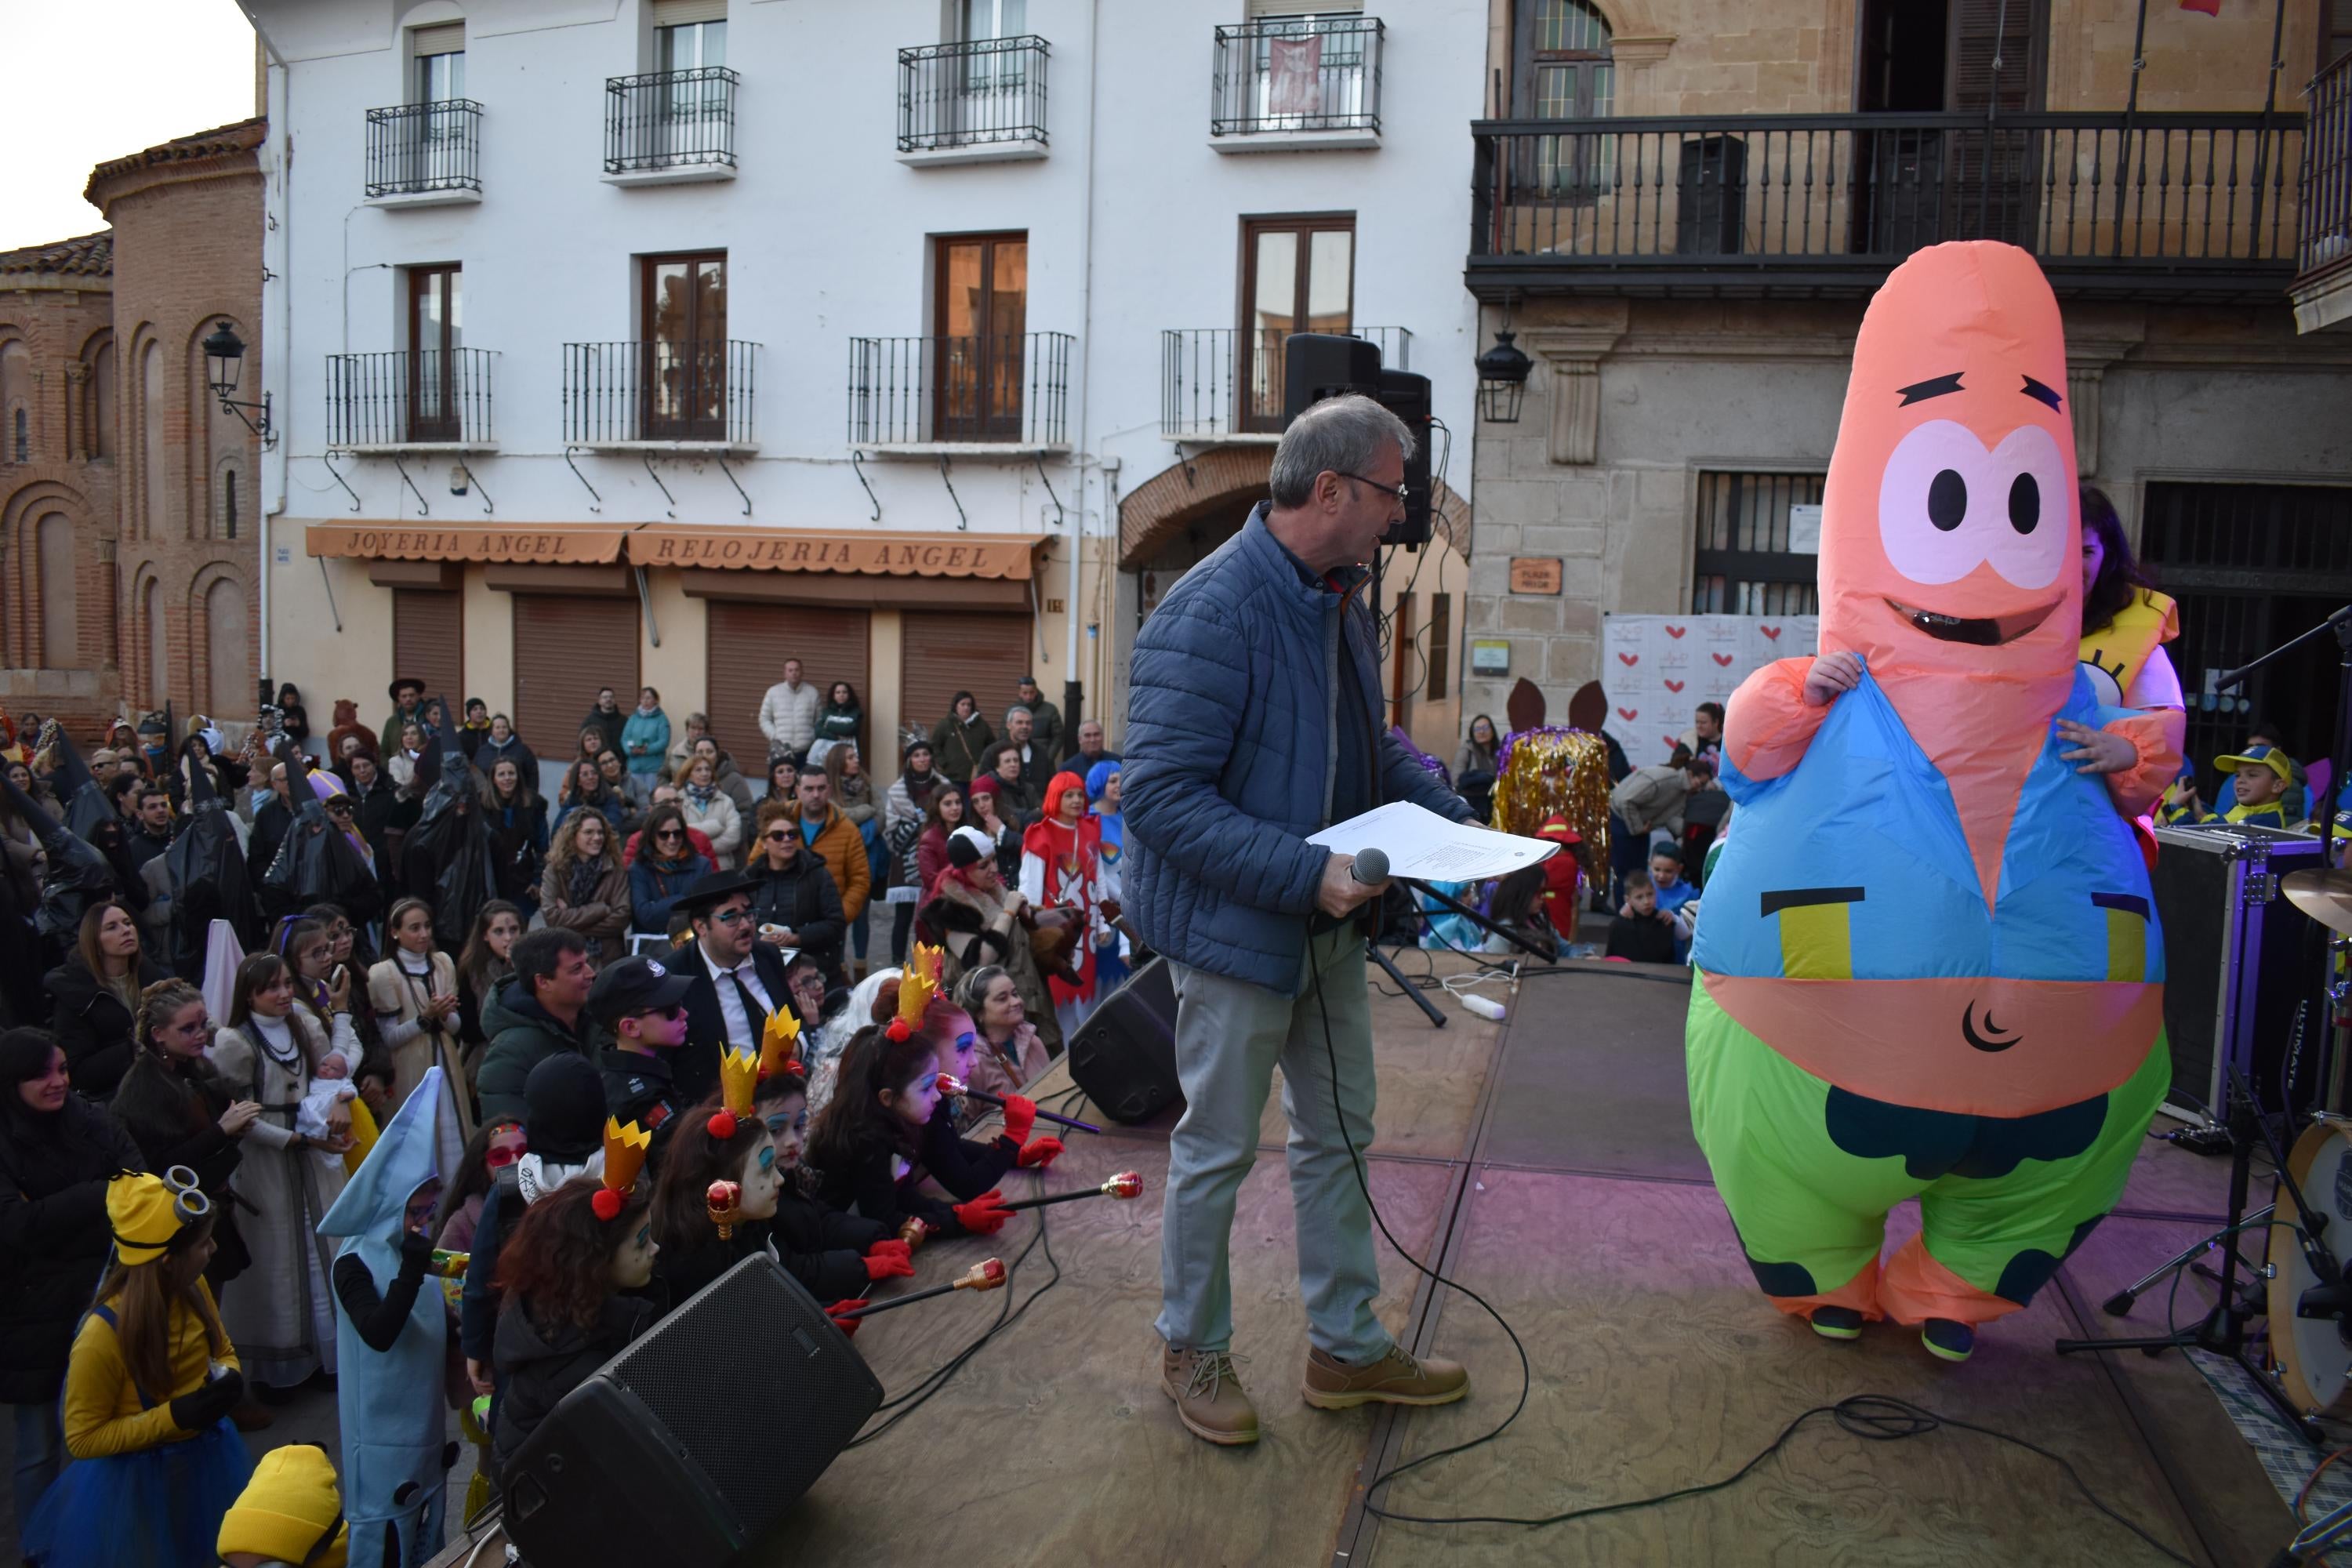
[
  {"x1": 168, "y1": 758, "x2": 254, "y2": 982},
  {"x1": 397, "y1": 728, "x2": 495, "y2": 952}
]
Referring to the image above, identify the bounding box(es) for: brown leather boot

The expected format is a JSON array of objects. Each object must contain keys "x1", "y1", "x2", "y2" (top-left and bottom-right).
[
  {"x1": 1301, "y1": 1344, "x2": 1469, "y2": 1410},
  {"x1": 1160, "y1": 1345, "x2": 1260, "y2": 1446}
]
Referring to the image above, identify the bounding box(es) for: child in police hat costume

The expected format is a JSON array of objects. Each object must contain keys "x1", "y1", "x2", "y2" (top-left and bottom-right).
[{"x1": 20, "y1": 1169, "x2": 253, "y2": 1567}]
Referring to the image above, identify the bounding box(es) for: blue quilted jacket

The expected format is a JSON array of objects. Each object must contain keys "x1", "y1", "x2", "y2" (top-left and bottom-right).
[{"x1": 1123, "y1": 505, "x2": 1472, "y2": 993}]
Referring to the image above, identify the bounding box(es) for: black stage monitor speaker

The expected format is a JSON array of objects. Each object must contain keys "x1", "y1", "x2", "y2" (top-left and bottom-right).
[
  {"x1": 502, "y1": 1255, "x2": 882, "y2": 1568},
  {"x1": 1068, "y1": 956, "x2": 1183, "y2": 1124},
  {"x1": 1276, "y1": 333, "x2": 1435, "y2": 550}
]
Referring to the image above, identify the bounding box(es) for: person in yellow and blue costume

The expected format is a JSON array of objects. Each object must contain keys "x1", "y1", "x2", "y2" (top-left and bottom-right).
[{"x1": 2200, "y1": 745, "x2": 2306, "y2": 833}]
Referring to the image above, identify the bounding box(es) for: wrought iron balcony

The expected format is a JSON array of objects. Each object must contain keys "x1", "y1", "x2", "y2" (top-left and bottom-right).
[
  {"x1": 562, "y1": 340, "x2": 759, "y2": 447},
  {"x1": 605, "y1": 67, "x2": 739, "y2": 178},
  {"x1": 898, "y1": 37, "x2": 1049, "y2": 158},
  {"x1": 2295, "y1": 52, "x2": 2352, "y2": 331},
  {"x1": 1468, "y1": 110, "x2": 2306, "y2": 302},
  {"x1": 848, "y1": 333, "x2": 1073, "y2": 446},
  {"x1": 325, "y1": 350, "x2": 496, "y2": 448},
  {"x1": 365, "y1": 100, "x2": 483, "y2": 198},
  {"x1": 1210, "y1": 16, "x2": 1382, "y2": 144},
  {"x1": 1161, "y1": 327, "x2": 1412, "y2": 439}
]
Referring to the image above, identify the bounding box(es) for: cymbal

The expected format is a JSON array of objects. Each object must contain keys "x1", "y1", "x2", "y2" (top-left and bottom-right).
[{"x1": 2282, "y1": 869, "x2": 2352, "y2": 938}]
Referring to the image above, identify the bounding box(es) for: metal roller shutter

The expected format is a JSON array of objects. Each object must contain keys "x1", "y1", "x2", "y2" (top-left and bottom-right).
[
  {"x1": 703, "y1": 601, "x2": 870, "y2": 766},
  {"x1": 392, "y1": 589, "x2": 466, "y2": 717},
  {"x1": 512, "y1": 594, "x2": 641, "y2": 762},
  {"x1": 898, "y1": 611, "x2": 1032, "y2": 775}
]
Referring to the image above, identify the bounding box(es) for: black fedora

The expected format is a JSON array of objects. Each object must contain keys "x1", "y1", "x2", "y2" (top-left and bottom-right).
[{"x1": 674, "y1": 866, "x2": 760, "y2": 915}]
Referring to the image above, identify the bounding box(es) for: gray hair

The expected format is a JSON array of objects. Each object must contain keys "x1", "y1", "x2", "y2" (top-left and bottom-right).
[
  {"x1": 1268, "y1": 393, "x2": 1414, "y2": 508},
  {"x1": 1005, "y1": 704, "x2": 1033, "y2": 721}
]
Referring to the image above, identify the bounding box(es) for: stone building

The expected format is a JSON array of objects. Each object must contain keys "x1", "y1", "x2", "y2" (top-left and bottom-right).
[
  {"x1": 0, "y1": 118, "x2": 266, "y2": 735},
  {"x1": 1462, "y1": 0, "x2": 2352, "y2": 778}
]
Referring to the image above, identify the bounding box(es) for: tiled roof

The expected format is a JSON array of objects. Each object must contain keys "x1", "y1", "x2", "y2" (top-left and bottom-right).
[
  {"x1": 85, "y1": 118, "x2": 267, "y2": 201},
  {"x1": 0, "y1": 231, "x2": 114, "y2": 279}
]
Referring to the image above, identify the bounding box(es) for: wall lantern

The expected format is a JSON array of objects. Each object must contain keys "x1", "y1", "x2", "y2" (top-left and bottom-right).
[
  {"x1": 1475, "y1": 329, "x2": 1533, "y2": 425},
  {"x1": 202, "y1": 320, "x2": 274, "y2": 447}
]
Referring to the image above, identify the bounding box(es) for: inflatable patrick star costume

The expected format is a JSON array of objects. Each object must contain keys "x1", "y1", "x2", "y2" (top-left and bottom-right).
[{"x1": 1685, "y1": 241, "x2": 2185, "y2": 1362}]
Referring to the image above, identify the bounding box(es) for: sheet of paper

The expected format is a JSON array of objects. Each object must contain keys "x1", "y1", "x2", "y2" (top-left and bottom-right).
[{"x1": 1307, "y1": 800, "x2": 1557, "y2": 882}]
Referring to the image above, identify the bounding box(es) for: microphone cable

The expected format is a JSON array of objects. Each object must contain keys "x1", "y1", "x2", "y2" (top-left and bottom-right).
[{"x1": 1305, "y1": 948, "x2": 2201, "y2": 1563}]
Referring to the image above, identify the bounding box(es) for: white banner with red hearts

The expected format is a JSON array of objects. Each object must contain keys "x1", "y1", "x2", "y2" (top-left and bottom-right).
[{"x1": 1599, "y1": 613, "x2": 1820, "y2": 767}]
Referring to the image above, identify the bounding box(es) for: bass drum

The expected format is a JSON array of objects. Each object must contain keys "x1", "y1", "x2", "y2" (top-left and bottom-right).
[{"x1": 2269, "y1": 1116, "x2": 2352, "y2": 1419}]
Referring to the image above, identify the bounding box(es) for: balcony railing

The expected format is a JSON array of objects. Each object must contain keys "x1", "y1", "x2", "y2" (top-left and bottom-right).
[
  {"x1": 1161, "y1": 327, "x2": 1412, "y2": 439},
  {"x1": 899, "y1": 37, "x2": 1049, "y2": 153},
  {"x1": 2300, "y1": 53, "x2": 2352, "y2": 284},
  {"x1": 848, "y1": 333, "x2": 1073, "y2": 446},
  {"x1": 563, "y1": 340, "x2": 759, "y2": 446},
  {"x1": 1469, "y1": 110, "x2": 2306, "y2": 300},
  {"x1": 1211, "y1": 16, "x2": 1382, "y2": 137},
  {"x1": 325, "y1": 350, "x2": 496, "y2": 448},
  {"x1": 365, "y1": 100, "x2": 483, "y2": 197},
  {"x1": 605, "y1": 67, "x2": 739, "y2": 174}
]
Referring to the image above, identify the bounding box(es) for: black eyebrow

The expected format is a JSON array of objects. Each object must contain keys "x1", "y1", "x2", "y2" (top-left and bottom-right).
[
  {"x1": 2021, "y1": 375, "x2": 2063, "y2": 411},
  {"x1": 1895, "y1": 373, "x2": 1965, "y2": 405}
]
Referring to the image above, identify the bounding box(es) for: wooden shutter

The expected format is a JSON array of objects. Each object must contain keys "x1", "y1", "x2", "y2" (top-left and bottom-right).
[
  {"x1": 1427, "y1": 593, "x2": 1450, "y2": 700},
  {"x1": 1947, "y1": 0, "x2": 2044, "y2": 112},
  {"x1": 412, "y1": 22, "x2": 466, "y2": 56},
  {"x1": 652, "y1": 0, "x2": 728, "y2": 22},
  {"x1": 898, "y1": 611, "x2": 1031, "y2": 773},
  {"x1": 511, "y1": 595, "x2": 640, "y2": 762},
  {"x1": 703, "y1": 601, "x2": 870, "y2": 766},
  {"x1": 392, "y1": 589, "x2": 465, "y2": 717}
]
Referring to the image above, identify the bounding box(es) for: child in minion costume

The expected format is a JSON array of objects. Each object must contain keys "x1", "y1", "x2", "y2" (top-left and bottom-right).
[
  {"x1": 217, "y1": 1443, "x2": 350, "y2": 1567},
  {"x1": 1686, "y1": 241, "x2": 2185, "y2": 1362},
  {"x1": 317, "y1": 1065, "x2": 452, "y2": 1567}
]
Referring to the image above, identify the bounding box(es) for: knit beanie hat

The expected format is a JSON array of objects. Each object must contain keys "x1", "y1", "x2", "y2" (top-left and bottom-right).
[
  {"x1": 523, "y1": 1053, "x2": 608, "y2": 1163},
  {"x1": 947, "y1": 826, "x2": 994, "y2": 869},
  {"x1": 216, "y1": 1443, "x2": 349, "y2": 1568}
]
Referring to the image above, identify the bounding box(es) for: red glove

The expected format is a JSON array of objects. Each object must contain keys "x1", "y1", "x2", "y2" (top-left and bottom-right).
[
  {"x1": 1015, "y1": 1136, "x2": 1064, "y2": 1169},
  {"x1": 863, "y1": 1238, "x2": 911, "y2": 1265},
  {"x1": 863, "y1": 1248, "x2": 916, "y2": 1283},
  {"x1": 823, "y1": 1300, "x2": 862, "y2": 1339},
  {"x1": 951, "y1": 1190, "x2": 1013, "y2": 1236},
  {"x1": 1001, "y1": 1095, "x2": 1036, "y2": 1145}
]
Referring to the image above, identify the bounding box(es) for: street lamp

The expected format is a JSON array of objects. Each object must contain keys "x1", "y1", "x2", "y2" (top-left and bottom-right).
[
  {"x1": 1475, "y1": 329, "x2": 1533, "y2": 425},
  {"x1": 202, "y1": 320, "x2": 274, "y2": 447}
]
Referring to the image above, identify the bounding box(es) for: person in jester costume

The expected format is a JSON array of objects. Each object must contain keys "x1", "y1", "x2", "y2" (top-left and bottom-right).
[{"x1": 1686, "y1": 241, "x2": 2185, "y2": 1363}]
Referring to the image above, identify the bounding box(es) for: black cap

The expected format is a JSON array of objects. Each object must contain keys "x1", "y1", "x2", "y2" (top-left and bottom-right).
[
  {"x1": 589, "y1": 955, "x2": 695, "y2": 1025},
  {"x1": 674, "y1": 866, "x2": 759, "y2": 915},
  {"x1": 521, "y1": 1054, "x2": 607, "y2": 1161}
]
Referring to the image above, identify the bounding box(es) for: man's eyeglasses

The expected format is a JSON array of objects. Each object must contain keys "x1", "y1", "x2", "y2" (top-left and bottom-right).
[
  {"x1": 1335, "y1": 471, "x2": 1410, "y2": 506},
  {"x1": 710, "y1": 907, "x2": 753, "y2": 926}
]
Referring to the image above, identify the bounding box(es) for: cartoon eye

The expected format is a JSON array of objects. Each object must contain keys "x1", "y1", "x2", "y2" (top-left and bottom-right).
[
  {"x1": 1878, "y1": 419, "x2": 1993, "y2": 586},
  {"x1": 1981, "y1": 423, "x2": 2070, "y2": 590}
]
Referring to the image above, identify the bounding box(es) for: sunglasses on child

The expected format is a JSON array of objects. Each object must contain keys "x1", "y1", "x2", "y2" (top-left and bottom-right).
[{"x1": 764, "y1": 829, "x2": 801, "y2": 844}]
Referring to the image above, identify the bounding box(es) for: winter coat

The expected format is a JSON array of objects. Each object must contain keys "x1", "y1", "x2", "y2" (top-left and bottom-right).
[
  {"x1": 487, "y1": 794, "x2": 550, "y2": 906},
  {"x1": 758, "y1": 681, "x2": 822, "y2": 757},
  {"x1": 833, "y1": 771, "x2": 878, "y2": 829},
  {"x1": 629, "y1": 851, "x2": 713, "y2": 935},
  {"x1": 44, "y1": 953, "x2": 172, "y2": 1101},
  {"x1": 620, "y1": 709, "x2": 670, "y2": 777},
  {"x1": 710, "y1": 753, "x2": 757, "y2": 821},
  {"x1": 538, "y1": 854, "x2": 631, "y2": 958},
  {"x1": 475, "y1": 977, "x2": 600, "y2": 1124},
  {"x1": 477, "y1": 733, "x2": 539, "y2": 786},
  {"x1": 491, "y1": 1294, "x2": 655, "y2": 1475},
  {"x1": 745, "y1": 853, "x2": 845, "y2": 977},
  {"x1": 680, "y1": 787, "x2": 742, "y2": 869},
  {"x1": 579, "y1": 705, "x2": 627, "y2": 758},
  {"x1": 929, "y1": 712, "x2": 995, "y2": 784},
  {"x1": 885, "y1": 770, "x2": 942, "y2": 835},
  {"x1": 0, "y1": 1096, "x2": 147, "y2": 1403},
  {"x1": 802, "y1": 802, "x2": 872, "y2": 926},
  {"x1": 810, "y1": 1098, "x2": 1015, "y2": 1238},
  {"x1": 1009, "y1": 699, "x2": 1064, "y2": 764},
  {"x1": 1123, "y1": 503, "x2": 1473, "y2": 993},
  {"x1": 814, "y1": 702, "x2": 863, "y2": 750},
  {"x1": 772, "y1": 1185, "x2": 887, "y2": 1301}
]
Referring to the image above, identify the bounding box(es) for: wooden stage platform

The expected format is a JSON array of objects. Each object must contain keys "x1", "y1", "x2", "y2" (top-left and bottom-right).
[{"x1": 464, "y1": 955, "x2": 2307, "y2": 1566}]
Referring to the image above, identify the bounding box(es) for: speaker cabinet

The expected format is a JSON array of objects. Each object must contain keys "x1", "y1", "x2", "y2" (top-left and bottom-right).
[{"x1": 1067, "y1": 956, "x2": 1184, "y2": 1124}]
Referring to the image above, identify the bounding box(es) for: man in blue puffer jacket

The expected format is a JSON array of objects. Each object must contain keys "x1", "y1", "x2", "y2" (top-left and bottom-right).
[{"x1": 1126, "y1": 393, "x2": 1475, "y2": 1447}]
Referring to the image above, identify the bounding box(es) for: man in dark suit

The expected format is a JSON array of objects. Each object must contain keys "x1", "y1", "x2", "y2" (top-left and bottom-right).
[{"x1": 662, "y1": 867, "x2": 795, "y2": 1109}]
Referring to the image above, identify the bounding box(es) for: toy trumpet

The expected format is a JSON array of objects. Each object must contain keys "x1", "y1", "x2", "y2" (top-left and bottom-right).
[
  {"x1": 935, "y1": 1074, "x2": 1102, "y2": 1135},
  {"x1": 832, "y1": 1258, "x2": 1007, "y2": 1320},
  {"x1": 706, "y1": 1179, "x2": 742, "y2": 1241},
  {"x1": 995, "y1": 1171, "x2": 1145, "y2": 1214}
]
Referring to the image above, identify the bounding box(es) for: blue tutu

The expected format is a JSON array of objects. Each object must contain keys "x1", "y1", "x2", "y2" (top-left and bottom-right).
[{"x1": 20, "y1": 1417, "x2": 254, "y2": 1568}]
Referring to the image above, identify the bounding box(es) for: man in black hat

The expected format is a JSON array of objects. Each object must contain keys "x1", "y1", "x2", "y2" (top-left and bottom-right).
[
  {"x1": 665, "y1": 867, "x2": 794, "y2": 1108},
  {"x1": 590, "y1": 955, "x2": 696, "y2": 1169},
  {"x1": 379, "y1": 678, "x2": 429, "y2": 762}
]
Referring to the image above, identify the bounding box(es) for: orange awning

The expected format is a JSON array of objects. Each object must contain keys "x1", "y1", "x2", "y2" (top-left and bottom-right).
[
  {"x1": 626, "y1": 525, "x2": 1044, "y2": 579},
  {"x1": 305, "y1": 523, "x2": 632, "y2": 564}
]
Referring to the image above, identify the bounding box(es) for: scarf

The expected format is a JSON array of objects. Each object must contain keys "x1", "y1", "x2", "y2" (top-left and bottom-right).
[
  {"x1": 566, "y1": 853, "x2": 607, "y2": 908},
  {"x1": 686, "y1": 783, "x2": 717, "y2": 809}
]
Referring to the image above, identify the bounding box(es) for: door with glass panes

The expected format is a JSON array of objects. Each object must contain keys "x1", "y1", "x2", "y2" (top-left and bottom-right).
[
  {"x1": 958, "y1": 0, "x2": 1030, "y2": 139},
  {"x1": 408, "y1": 266, "x2": 462, "y2": 443},
  {"x1": 415, "y1": 31, "x2": 468, "y2": 190},
  {"x1": 1240, "y1": 216, "x2": 1353, "y2": 432},
  {"x1": 933, "y1": 233, "x2": 1026, "y2": 441},
  {"x1": 641, "y1": 252, "x2": 726, "y2": 441},
  {"x1": 655, "y1": 15, "x2": 728, "y2": 165}
]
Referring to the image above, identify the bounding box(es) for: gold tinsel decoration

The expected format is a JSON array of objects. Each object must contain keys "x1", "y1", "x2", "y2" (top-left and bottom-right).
[{"x1": 1490, "y1": 728, "x2": 1613, "y2": 872}]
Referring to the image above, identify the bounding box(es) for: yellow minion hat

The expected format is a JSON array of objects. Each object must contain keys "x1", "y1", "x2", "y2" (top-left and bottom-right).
[
  {"x1": 216, "y1": 1443, "x2": 349, "y2": 1568},
  {"x1": 107, "y1": 1169, "x2": 208, "y2": 1265}
]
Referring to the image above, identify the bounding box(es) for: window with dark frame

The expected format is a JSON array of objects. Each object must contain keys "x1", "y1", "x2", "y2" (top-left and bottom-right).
[
  {"x1": 1240, "y1": 213, "x2": 1354, "y2": 432},
  {"x1": 932, "y1": 231, "x2": 1028, "y2": 441},
  {"x1": 1690, "y1": 471, "x2": 1824, "y2": 616},
  {"x1": 406, "y1": 265, "x2": 461, "y2": 443},
  {"x1": 224, "y1": 470, "x2": 239, "y2": 540},
  {"x1": 2328, "y1": 0, "x2": 2352, "y2": 69},
  {"x1": 641, "y1": 251, "x2": 727, "y2": 441},
  {"x1": 1513, "y1": 0, "x2": 1614, "y2": 201}
]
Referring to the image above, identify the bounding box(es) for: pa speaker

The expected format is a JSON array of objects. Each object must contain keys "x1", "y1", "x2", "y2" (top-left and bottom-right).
[
  {"x1": 501, "y1": 1255, "x2": 881, "y2": 1568},
  {"x1": 1067, "y1": 956, "x2": 1182, "y2": 1124},
  {"x1": 1281, "y1": 332, "x2": 1383, "y2": 423}
]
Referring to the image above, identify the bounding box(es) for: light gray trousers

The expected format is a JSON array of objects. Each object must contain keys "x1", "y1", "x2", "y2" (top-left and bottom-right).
[{"x1": 1155, "y1": 927, "x2": 1390, "y2": 1362}]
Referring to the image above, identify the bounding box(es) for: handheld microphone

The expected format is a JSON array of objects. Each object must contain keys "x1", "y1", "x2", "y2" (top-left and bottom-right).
[{"x1": 1351, "y1": 847, "x2": 1390, "y2": 884}]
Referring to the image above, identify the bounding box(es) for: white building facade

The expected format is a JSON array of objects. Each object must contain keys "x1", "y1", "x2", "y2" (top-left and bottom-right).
[{"x1": 238, "y1": 0, "x2": 1489, "y2": 774}]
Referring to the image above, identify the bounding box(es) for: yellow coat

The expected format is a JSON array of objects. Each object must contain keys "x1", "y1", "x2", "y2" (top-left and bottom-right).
[{"x1": 61, "y1": 1283, "x2": 237, "y2": 1459}]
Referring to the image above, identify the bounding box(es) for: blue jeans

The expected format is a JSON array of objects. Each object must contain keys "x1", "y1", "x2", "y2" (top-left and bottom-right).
[
  {"x1": 12, "y1": 1399, "x2": 64, "y2": 1555},
  {"x1": 1156, "y1": 929, "x2": 1390, "y2": 1362}
]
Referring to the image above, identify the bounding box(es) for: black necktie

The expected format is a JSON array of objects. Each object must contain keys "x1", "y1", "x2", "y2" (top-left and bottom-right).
[{"x1": 726, "y1": 964, "x2": 761, "y2": 1045}]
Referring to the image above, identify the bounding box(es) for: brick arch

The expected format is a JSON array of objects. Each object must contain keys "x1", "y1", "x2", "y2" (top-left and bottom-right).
[
  {"x1": 187, "y1": 561, "x2": 253, "y2": 715},
  {"x1": 2, "y1": 477, "x2": 93, "y2": 668},
  {"x1": 1119, "y1": 447, "x2": 1472, "y2": 569},
  {"x1": 128, "y1": 560, "x2": 172, "y2": 710}
]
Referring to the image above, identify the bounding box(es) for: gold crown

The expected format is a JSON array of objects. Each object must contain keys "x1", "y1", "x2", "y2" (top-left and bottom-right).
[
  {"x1": 601, "y1": 1118, "x2": 652, "y2": 1198},
  {"x1": 760, "y1": 1007, "x2": 802, "y2": 1081},
  {"x1": 718, "y1": 1047, "x2": 760, "y2": 1117},
  {"x1": 897, "y1": 944, "x2": 943, "y2": 1030}
]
